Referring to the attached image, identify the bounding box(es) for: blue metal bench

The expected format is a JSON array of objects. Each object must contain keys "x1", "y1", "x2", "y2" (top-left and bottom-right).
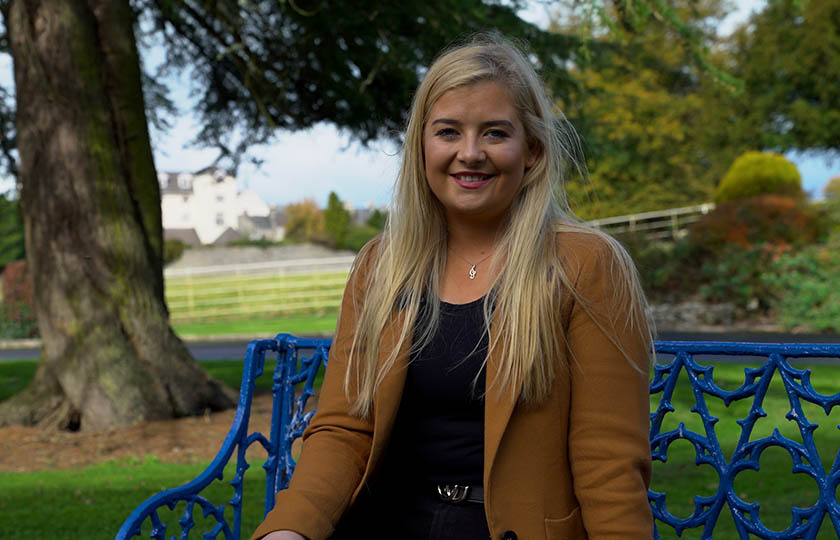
[{"x1": 116, "y1": 335, "x2": 840, "y2": 540}]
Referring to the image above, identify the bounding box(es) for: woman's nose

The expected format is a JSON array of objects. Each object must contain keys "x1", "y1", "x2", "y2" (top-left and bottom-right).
[{"x1": 457, "y1": 137, "x2": 485, "y2": 164}]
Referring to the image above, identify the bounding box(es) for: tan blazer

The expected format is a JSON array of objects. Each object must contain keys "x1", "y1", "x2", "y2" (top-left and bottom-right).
[{"x1": 252, "y1": 231, "x2": 653, "y2": 540}]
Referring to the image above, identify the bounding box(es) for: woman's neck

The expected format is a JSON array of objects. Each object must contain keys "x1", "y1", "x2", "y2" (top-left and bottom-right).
[
  {"x1": 445, "y1": 214, "x2": 505, "y2": 259},
  {"x1": 439, "y1": 216, "x2": 505, "y2": 304}
]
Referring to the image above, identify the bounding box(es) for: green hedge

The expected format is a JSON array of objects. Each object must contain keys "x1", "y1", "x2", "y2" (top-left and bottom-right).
[{"x1": 715, "y1": 152, "x2": 802, "y2": 203}]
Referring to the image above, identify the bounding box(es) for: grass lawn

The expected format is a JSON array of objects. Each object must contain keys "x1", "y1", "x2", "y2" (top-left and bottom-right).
[
  {"x1": 0, "y1": 457, "x2": 268, "y2": 540},
  {"x1": 1, "y1": 359, "x2": 839, "y2": 538},
  {"x1": 0, "y1": 359, "x2": 285, "y2": 402},
  {"x1": 173, "y1": 312, "x2": 338, "y2": 337},
  {"x1": 0, "y1": 360, "x2": 36, "y2": 401}
]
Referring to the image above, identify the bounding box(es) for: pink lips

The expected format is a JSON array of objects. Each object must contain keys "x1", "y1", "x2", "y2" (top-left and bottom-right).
[{"x1": 451, "y1": 172, "x2": 494, "y2": 189}]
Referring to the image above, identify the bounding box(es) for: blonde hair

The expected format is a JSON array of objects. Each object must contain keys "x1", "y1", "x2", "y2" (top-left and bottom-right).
[{"x1": 344, "y1": 33, "x2": 650, "y2": 417}]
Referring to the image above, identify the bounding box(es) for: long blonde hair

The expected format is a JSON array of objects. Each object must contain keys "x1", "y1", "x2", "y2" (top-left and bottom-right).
[{"x1": 344, "y1": 34, "x2": 650, "y2": 417}]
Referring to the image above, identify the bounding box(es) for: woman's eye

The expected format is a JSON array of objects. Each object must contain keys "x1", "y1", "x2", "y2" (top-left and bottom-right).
[
  {"x1": 486, "y1": 129, "x2": 510, "y2": 139},
  {"x1": 435, "y1": 128, "x2": 458, "y2": 138}
]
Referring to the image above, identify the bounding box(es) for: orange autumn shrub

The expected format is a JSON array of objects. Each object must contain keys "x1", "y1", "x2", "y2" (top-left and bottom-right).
[{"x1": 689, "y1": 195, "x2": 819, "y2": 256}]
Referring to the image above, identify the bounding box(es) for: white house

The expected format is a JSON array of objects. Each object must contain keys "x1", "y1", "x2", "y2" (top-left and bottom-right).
[{"x1": 159, "y1": 166, "x2": 271, "y2": 244}]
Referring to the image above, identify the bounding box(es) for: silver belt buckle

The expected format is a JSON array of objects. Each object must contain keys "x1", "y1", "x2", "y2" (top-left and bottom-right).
[{"x1": 437, "y1": 484, "x2": 469, "y2": 503}]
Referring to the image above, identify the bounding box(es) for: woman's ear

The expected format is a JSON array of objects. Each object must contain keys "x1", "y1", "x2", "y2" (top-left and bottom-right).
[{"x1": 525, "y1": 138, "x2": 541, "y2": 169}]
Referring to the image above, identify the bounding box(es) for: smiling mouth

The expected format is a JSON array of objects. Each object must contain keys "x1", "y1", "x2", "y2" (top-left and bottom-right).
[
  {"x1": 452, "y1": 173, "x2": 494, "y2": 182},
  {"x1": 451, "y1": 173, "x2": 495, "y2": 190}
]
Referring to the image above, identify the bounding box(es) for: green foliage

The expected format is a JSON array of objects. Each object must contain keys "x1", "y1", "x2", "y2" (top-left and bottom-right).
[
  {"x1": 365, "y1": 209, "x2": 387, "y2": 230},
  {"x1": 323, "y1": 192, "x2": 350, "y2": 249},
  {"x1": 162, "y1": 238, "x2": 186, "y2": 264},
  {"x1": 760, "y1": 244, "x2": 840, "y2": 332},
  {"x1": 0, "y1": 193, "x2": 25, "y2": 270},
  {"x1": 690, "y1": 195, "x2": 818, "y2": 254},
  {"x1": 617, "y1": 233, "x2": 701, "y2": 301},
  {"x1": 284, "y1": 199, "x2": 325, "y2": 243},
  {"x1": 824, "y1": 176, "x2": 840, "y2": 199},
  {"x1": 0, "y1": 302, "x2": 38, "y2": 339},
  {"x1": 559, "y1": 0, "x2": 731, "y2": 219},
  {"x1": 698, "y1": 244, "x2": 784, "y2": 312},
  {"x1": 136, "y1": 0, "x2": 576, "y2": 166},
  {"x1": 341, "y1": 225, "x2": 380, "y2": 252},
  {"x1": 226, "y1": 236, "x2": 286, "y2": 248},
  {"x1": 814, "y1": 197, "x2": 840, "y2": 244},
  {"x1": 715, "y1": 152, "x2": 802, "y2": 203},
  {"x1": 724, "y1": 0, "x2": 840, "y2": 154}
]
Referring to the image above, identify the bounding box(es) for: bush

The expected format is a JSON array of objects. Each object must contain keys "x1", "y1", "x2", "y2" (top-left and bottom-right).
[
  {"x1": 698, "y1": 244, "x2": 788, "y2": 312},
  {"x1": 760, "y1": 244, "x2": 840, "y2": 332},
  {"x1": 226, "y1": 236, "x2": 287, "y2": 248},
  {"x1": 0, "y1": 193, "x2": 25, "y2": 271},
  {"x1": 715, "y1": 152, "x2": 802, "y2": 203},
  {"x1": 0, "y1": 260, "x2": 38, "y2": 338},
  {"x1": 616, "y1": 233, "x2": 701, "y2": 301},
  {"x1": 162, "y1": 239, "x2": 186, "y2": 264},
  {"x1": 0, "y1": 302, "x2": 38, "y2": 338},
  {"x1": 689, "y1": 195, "x2": 819, "y2": 255},
  {"x1": 824, "y1": 175, "x2": 840, "y2": 199},
  {"x1": 340, "y1": 225, "x2": 380, "y2": 252}
]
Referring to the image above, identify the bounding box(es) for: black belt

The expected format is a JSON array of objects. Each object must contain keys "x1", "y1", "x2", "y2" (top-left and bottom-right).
[{"x1": 436, "y1": 484, "x2": 484, "y2": 504}]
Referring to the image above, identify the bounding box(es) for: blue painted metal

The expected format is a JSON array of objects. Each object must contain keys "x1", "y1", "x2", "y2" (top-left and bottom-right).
[
  {"x1": 116, "y1": 334, "x2": 329, "y2": 540},
  {"x1": 116, "y1": 338, "x2": 840, "y2": 540},
  {"x1": 651, "y1": 341, "x2": 840, "y2": 540}
]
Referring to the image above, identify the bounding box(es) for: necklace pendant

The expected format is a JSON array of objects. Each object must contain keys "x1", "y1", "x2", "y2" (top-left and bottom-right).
[{"x1": 469, "y1": 264, "x2": 477, "y2": 280}]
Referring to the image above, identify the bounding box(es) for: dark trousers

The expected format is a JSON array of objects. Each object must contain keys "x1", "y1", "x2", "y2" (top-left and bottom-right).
[{"x1": 328, "y1": 490, "x2": 491, "y2": 540}]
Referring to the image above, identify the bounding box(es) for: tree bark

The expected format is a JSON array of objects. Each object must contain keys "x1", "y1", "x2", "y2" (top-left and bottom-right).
[{"x1": 0, "y1": 0, "x2": 235, "y2": 431}]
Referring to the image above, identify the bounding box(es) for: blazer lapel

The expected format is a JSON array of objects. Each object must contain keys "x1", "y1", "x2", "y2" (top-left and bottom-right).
[{"x1": 483, "y1": 310, "x2": 521, "y2": 487}]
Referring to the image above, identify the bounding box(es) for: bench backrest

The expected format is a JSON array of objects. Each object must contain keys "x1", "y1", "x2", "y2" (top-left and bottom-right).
[{"x1": 117, "y1": 335, "x2": 840, "y2": 540}]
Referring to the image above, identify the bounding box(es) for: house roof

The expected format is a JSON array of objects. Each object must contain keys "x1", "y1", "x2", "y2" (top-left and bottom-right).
[
  {"x1": 240, "y1": 215, "x2": 272, "y2": 229},
  {"x1": 195, "y1": 166, "x2": 233, "y2": 180},
  {"x1": 213, "y1": 227, "x2": 243, "y2": 245},
  {"x1": 164, "y1": 228, "x2": 201, "y2": 246}
]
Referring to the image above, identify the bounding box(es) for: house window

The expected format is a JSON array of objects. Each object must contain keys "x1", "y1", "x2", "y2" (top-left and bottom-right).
[
  {"x1": 216, "y1": 194, "x2": 224, "y2": 202},
  {"x1": 216, "y1": 213, "x2": 224, "y2": 226},
  {"x1": 177, "y1": 174, "x2": 192, "y2": 190}
]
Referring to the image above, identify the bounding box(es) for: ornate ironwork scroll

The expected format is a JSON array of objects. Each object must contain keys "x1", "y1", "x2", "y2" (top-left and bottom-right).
[
  {"x1": 651, "y1": 341, "x2": 840, "y2": 540},
  {"x1": 117, "y1": 338, "x2": 840, "y2": 540},
  {"x1": 116, "y1": 334, "x2": 330, "y2": 540}
]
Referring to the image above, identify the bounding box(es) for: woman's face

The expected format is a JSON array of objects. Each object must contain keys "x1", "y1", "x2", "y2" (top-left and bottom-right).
[{"x1": 423, "y1": 80, "x2": 538, "y2": 227}]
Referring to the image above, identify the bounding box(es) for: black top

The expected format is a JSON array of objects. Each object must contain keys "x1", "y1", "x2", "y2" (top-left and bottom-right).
[{"x1": 380, "y1": 295, "x2": 488, "y2": 486}]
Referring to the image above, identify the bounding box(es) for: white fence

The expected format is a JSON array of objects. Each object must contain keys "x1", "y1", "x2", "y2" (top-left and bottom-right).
[
  {"x1": 165, "y1": 204, "x2": 717, "y2": 323},
  {"x1": 164, "y1": 256, "x2": 355, "y2": 323},
  {"x1": 586, "y1": 203, "x2": 716, "y2": 239}
]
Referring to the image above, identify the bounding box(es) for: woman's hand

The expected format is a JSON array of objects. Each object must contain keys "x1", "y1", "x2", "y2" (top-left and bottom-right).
[{"x1": 261, "y1": 531, "x2": 307, "y2": 540}]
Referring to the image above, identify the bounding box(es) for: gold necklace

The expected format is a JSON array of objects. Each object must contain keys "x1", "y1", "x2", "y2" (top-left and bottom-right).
[{"x1": 449, "y1": 247, "x2": 494, "y2": 280}]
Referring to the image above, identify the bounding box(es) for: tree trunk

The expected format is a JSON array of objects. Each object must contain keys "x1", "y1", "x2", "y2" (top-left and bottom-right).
[{"x1": 0, "y1": 0, "x2": 235, "y2": 431}]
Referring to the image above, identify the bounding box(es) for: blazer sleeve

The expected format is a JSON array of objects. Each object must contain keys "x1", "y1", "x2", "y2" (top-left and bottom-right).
[
  {"x1": 565, "y1": 238, "x2": 654, "y2": 540},
  {"x1": 251, "y1": 241, "x2": 379, "y2": 540}
]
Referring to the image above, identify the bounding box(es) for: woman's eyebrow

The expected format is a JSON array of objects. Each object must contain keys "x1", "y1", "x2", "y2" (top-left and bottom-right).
[{"x1": 430, "y1": 118, "x2": 516, "y2": 130}]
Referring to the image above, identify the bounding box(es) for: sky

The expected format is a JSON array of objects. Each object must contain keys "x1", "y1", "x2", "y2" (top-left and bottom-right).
[{"x1": 2, "y1": 1, "x2": 838, "y2": 209}]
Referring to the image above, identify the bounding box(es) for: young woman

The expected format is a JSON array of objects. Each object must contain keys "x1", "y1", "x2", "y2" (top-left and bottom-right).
[{"x1": 253, "y1": 35, "x2": 653, "y2": 540}]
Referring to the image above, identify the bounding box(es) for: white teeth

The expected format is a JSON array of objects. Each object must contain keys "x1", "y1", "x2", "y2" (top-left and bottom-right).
[{"x1": 455, "y1": 175, "x2": 490, "y2": 182}]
